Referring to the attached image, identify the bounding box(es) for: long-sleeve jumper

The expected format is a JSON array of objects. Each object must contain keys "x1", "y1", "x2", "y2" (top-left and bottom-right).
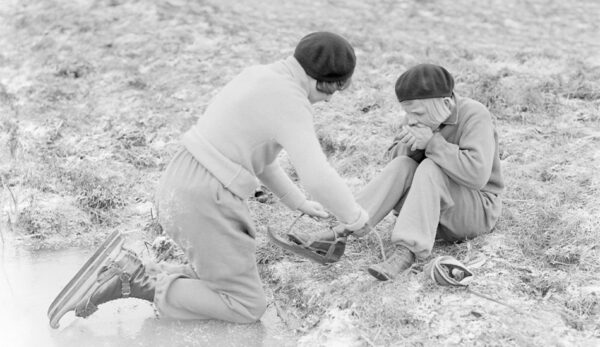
[
  {"x1": 357, "y1": 95, "x2": 504, "y2": 258},
  {"x1": 153, "y1": 56, "x2": 366, "y2": 323}
]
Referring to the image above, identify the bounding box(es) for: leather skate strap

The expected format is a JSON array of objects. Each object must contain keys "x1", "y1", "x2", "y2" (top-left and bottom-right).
[
  {"x1": 423, "y1": 256, "x2": 473, "y2": 287},
  {"x1": 120, "y1": 272, "x2": 131, "y2": 297}
]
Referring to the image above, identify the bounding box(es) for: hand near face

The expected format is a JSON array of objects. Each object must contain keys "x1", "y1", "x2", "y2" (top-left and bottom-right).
[
  {"x1": 408, "y1": 125, "x2": 434, "y2": 151},
  {"x1": 395, "y1": 125, "x2": 416, "y2": 149},
  {"x1": 395, "y1": 125, "x2": 433, "y2": 151}
]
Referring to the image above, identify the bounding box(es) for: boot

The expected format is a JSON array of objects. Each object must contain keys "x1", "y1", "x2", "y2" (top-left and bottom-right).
[
  {"x1": 286, "y1": 228, "x2": 347, "y2": 263},
  {"x1": 367, "y1": 244, "x2": 415, "y2": 281},
  {"x1": 75, "y1": 248, "x2": 156, "y2": 318},
  {"x1": 288, "y1": 228, "x2": 336, "y2": 251}
]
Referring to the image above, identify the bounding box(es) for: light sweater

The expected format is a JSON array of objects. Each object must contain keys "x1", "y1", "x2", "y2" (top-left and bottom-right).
[
  {"x1": 394, "y1": 95, "x2": 504, "y2": 196},
  {"x1": 181, "y1": 56, "x2": 366, "y2": 226}
]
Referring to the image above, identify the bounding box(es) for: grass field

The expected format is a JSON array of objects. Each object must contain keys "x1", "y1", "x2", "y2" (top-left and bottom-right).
[{"x1": 1, "y1": 0, "x2": 599, "y2": 345}]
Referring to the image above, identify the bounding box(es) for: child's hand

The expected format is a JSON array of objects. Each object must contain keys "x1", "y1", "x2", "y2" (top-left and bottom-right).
[
  {"x1": 298, "y1": 200, "x2": 329, "y2": 219},
  {"x1": 396, "y1": 125, "x2": 416, "y2": 146},
  {"x1": 408, "y1": 125, "x2": 434, "y2": 151}
]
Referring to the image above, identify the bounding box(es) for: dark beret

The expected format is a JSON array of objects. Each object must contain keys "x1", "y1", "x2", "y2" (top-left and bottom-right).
[
  {"x1": 395, "y1": 64, "x2": 454, "y2": 102},
  {"x1": 294, "y1": 32, "x2": 356, "y2": 82}
]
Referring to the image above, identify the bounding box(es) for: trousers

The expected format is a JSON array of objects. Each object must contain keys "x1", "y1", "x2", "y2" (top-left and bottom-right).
[
  {"x1": 153, "y1": 149, "x2": 267, "y2": 323},
  {"x1": 357, "y1": 156, "x2": 501, "y2": 258}
]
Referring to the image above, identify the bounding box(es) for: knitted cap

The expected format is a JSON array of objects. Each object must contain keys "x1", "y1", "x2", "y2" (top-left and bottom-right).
[
  {"x1": 395, "y1": 64, "x2": 454, "y2": 102},
  {"x1": 294, "y1": 32, "x2": 356, "y2": 82}
]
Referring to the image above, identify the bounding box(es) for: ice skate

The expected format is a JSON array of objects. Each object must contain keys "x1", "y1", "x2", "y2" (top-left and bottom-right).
[{"x1": 47, "y1": 230, "x2": 128, "y2": 328}]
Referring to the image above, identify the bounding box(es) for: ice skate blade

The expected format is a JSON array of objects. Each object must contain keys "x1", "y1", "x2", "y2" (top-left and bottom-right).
[
  {"x1": 47, "y1": 230, "x2": 125, "y2": 329},
  {"x1": 367, "y1": 266, "x2": 392, "y2": 281}
]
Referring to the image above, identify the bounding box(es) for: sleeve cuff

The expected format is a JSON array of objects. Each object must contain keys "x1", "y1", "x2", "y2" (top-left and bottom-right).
[
  {"x1": 343, "y1": 207, "x2": 369, "y2": 232},
  {"x1": 425, "y1": 132, "x2": 445, "y2": 157}
]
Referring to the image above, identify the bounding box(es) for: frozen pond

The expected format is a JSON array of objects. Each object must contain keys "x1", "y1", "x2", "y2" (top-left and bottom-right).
[{"x1": 0, "y1": 246, "x2": 297, "y2": 347}]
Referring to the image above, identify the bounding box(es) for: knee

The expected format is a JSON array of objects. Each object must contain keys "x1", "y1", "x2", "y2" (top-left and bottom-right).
[
  {"x1": 387, "y1": 155, "x2": 418, "y2": 178},
  {"x1": 391, "y1": 155, "x2": 418, "y2": 170},
  {"x1": 248, "y1": 295, "x2": 268, "y2": 321},
  {"x1": 414, "y1": 158, "x2": 445, "y2": 182}
]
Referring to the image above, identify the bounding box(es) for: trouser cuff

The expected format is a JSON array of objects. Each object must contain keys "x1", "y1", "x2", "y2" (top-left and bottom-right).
[{"x1": 153, "y1": 273, "x2": 189, "y2": 317}]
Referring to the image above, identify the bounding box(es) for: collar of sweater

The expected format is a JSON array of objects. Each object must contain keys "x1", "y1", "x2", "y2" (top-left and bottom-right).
[
  {"x1": 442, "y1": 94, "x2": 461, "y2": 125},
  {"x1": 274, "y1": 56, "x2": 311, "y2": 97}
]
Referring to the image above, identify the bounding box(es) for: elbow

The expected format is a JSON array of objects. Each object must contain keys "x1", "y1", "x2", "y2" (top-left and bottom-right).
[
  {"x1": 463, "y1": 167, "x2": 491, "y2": 190},
  {"x1": 460, "y1": 155, "x2": 491, "y2": 189},
  {"x1": 474, "y1": 177, "x2": 489, "y2": 190},
  {"x1": 467, "y1": 165, "x2": 489, "y2": 188}
]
